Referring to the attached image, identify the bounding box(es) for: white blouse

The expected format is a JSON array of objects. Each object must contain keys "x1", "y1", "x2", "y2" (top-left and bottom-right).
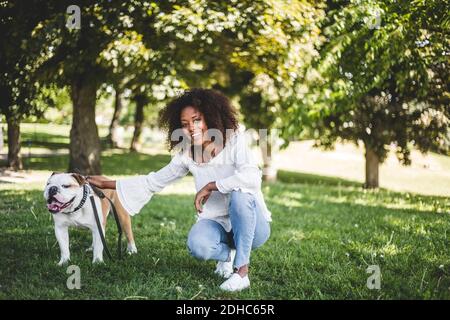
[{"x1": 116, "y1": 131, "x2": 272, "y2": 232}]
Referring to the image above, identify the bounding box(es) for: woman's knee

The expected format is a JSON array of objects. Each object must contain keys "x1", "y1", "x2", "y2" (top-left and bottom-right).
[
  {"x1": 251, "y1": 222, "x2": 271, "y2": 250},
  {"x1": 187, "y1": 236, "x2": 216, "y2": 260},
  {"x1": 187, "y1": 219, "x2": 226, "y2": 261},
  {"x1": 229, "y1": 190, "x2": 255, "y2": 217}
]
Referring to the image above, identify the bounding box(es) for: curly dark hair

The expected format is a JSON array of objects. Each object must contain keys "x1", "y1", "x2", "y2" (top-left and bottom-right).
[{"x1": 159, "y1": 88, "x2": 239, "y2": 151}]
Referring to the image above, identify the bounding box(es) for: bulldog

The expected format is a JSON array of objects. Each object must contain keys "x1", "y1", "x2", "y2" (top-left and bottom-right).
[{"x1": 44, "y1": 172, "x2": 137, "y2": 265}]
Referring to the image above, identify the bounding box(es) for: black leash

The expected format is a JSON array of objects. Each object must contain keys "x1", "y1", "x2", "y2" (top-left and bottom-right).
[
  {"x1": 89, "y1": 184, "x2": 123, "y2": 261},
  {"x1": 71, "y1": 169, "x2": 123, "y2": 261}
]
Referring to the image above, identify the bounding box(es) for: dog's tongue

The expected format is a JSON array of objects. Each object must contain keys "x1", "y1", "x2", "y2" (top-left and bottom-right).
[
  {"x1": 47, "y1": 194, "x2": 67, "y2": 212},
  {"x1": 47, "y1": 202, "x2": 63, "y2": 211}
]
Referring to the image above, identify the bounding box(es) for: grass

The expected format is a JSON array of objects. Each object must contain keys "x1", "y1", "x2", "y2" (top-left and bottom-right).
[
  {"x1": 276, "y1": 140, "x2": 450, "y2": 197},
  {"x1": 1, "y1": 124, "x2": 450, "y2": 299},
  {"x1": 20, "y1": 150, "x2": 172, "y2": 176},
  {"x1": 277, "y1": 170, "x2": 362, "y2": 188},
  {"x1": 1, "y1": 177, "x2": 449, "y2": 299}
]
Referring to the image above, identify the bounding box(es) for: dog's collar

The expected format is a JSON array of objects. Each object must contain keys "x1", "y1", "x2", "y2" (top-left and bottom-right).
[{"x1": 63, "y1": 184, "x2": 89, "y2": 214}]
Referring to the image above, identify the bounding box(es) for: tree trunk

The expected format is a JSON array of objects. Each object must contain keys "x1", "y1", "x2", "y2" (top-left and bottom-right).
[
  {"x1": 260, "y1": 133, "x2": 277, "y2": 182},
  {"x1": 130, "y1": 95, "x2": 145, "y2": 152},
  {"x1": 0, "y1": 122, "x2": 3, "y2": 154},
  {"x1": 364, "y1": 144, "x2": 379, "y2": 189},
  {"x1": 107, "y1": 86, "x2": 123, "y2": 148},
  {"x1": 68, "y1": 79, "x2": 102, "y2": 175},
  {"x1": 6, "y1": 115, "x2": 23, "y2": 170}
]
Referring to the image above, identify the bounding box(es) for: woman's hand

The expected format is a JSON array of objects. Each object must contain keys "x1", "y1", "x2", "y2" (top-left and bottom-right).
[
  {"x1": 195, "y1": 181, "x2": 218, "y2": 213},
  {"x1": 86, "y1": 175, "x2": 116, "y2": 189}
]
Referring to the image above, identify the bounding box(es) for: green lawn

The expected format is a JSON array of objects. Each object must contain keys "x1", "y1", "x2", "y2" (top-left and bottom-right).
[{"x1": 1, "y1": 124, "x2": 450, "y2": 299}]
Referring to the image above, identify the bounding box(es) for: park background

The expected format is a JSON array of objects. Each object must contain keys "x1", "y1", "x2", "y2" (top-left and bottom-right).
[{"x1": 0, "y1": 0, "x2": 449, "y2": 299}]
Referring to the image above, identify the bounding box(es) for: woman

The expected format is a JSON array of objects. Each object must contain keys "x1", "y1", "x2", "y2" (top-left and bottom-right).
[{"x1": 87, "y1": 88, "x2": 271, "y2": 292}]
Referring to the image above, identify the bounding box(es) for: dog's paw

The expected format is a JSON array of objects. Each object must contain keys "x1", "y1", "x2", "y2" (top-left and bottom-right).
[
  {"x1": 57, "y1": 258, "x2": 70, "y2": 266},
  {"x1": 85, "y1": 245, "x2": 93, "y2": 252},
  {"x1": 92, "y1": 257, "x2": 104, "y2": 264},
  {"x1": 127, "y1": 243, "x2": 138, "y2": 255}
]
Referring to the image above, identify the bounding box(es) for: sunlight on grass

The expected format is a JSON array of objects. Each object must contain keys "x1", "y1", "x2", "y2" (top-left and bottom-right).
[
  {"x1": 277, "y1": 141, "x2": 450, "y2": 197},
  {"x1": 1, "y1": 125, "x2": 450, "y2": 299},
  {"x1": 286, "y1": 229, "x2": 307, "y2": 243},
  {"x1": 270, "y1": 196, "x2": 304, "y2": 208}
]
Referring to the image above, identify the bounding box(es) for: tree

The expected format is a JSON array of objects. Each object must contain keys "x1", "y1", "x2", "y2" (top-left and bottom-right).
[
  {"x1": 107, "y1": 85, "x2": 124, "y2": 148},
  {"x1": 150, "y1": 0, "x2": 324, "y2": 181},
  {"x1": 283, "y1": 0, "x2": 450, "y2": 188},
  {"x1": 230, "y1": 0, "x2": 324, "y2": 181},
  {"x1": 101, "y1": 27, "x2": 183, "y2": 152},
  {"x1": 35, "y1": 1, "x2": 137, "y2": 174},
  {"x1": 0, "y1": 0, "x2": 53, "y2": 170},
  {"x1": 5, "y1": 0, "x2": 324, "y2": 177}
]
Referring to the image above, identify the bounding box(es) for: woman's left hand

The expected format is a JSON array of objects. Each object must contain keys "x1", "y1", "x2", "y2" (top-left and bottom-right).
[{"x1": 195, "y1": 181, "x2": 218, "y2": 213}]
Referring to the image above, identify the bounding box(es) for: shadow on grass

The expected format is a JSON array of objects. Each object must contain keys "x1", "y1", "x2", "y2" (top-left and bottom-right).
[
  {"x1": 1, "y1": 184, "x2": 449, "y2": 299},
  {"x1": 20, "y1": 154, "x2": 68, "y2": 172},
  {"x1": 277, "y1": 169, "x2": 363, "y2": 188},
  {"x1": 19, "y1": 151, "x2": 171, "y2": 176},
  {"x1": 101, "y1": 152, "x2": 171, "y2": 175},
  {"x1": 0, "y1": 188, "x2": 216, "y2": 299},
  {"x1": 274, "y1": 169, "x2": 450, "y2": 205},
  {"x1": 21, "y1": 131, "x2": 70, "y2": 150},
  {"x1": 19, "y1": 135, "x2": 117, "y2": 152}
]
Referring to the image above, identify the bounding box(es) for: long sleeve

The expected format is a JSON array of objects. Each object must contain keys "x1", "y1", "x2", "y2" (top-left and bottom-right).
[
  {"x1": 116, "y1": 153, "x2": 189, "y2": 216},
  {"x1": 215, "y1": 133, "x2": 262, "y2": 194}
]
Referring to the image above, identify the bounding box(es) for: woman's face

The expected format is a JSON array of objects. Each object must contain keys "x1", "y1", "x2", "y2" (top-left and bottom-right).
[{"x1": 180, "y1": 106, "x2": 208, "y2": 146}]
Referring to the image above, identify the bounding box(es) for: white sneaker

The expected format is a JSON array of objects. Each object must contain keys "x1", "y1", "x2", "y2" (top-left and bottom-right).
[
  {"x1": 219, "y1": 273, "x2": 250, "y2": 292},
  {"x1": 214, "y1": 249, "x2": 236, "y2": 279}
]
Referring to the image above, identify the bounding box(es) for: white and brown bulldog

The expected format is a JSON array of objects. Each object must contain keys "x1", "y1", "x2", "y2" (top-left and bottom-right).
[{"x1": 44, "y1": 172, "x2": 137, "y2": 266}]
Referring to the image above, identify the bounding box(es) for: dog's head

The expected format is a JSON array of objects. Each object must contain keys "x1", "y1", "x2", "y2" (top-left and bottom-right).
[{"x1": 44, "y1": 172, "x2": 87, "y2": 214}]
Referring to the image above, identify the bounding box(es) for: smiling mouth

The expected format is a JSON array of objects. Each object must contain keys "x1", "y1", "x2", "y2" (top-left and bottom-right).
[{"x1": 47, "y1": 196, "x2": 76, "y2": 213}]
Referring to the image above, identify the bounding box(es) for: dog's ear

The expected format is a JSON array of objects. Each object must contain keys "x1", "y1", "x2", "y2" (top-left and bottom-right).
[
  {"x1": 51, "y1": 171, "x2": 62, "y2": 176},
  {"x1": 71, "y1": 173, "x2": 86, "y2": 186}
]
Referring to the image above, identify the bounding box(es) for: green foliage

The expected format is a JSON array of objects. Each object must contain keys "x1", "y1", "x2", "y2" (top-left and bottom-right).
[
  {"x1": 205, "y1": 0, "x2": 325, "y2": 134},
  {"x1": 0, "y1": 0, "x2": 56, "y2": 120},
  {"x1": 3, "y1": 0, "x2": 448, "y2": 171},
  {"x1": 282, "y1": 0, "x2": 450, "y2": 162},
  {"x1": 2, "y1": 0, "x2": 325, "y2": 136},
  {"x1": 34, "y1": 1, "x2": 135, "y2": 87}
]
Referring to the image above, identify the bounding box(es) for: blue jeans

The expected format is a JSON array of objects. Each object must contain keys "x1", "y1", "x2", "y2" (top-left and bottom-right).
[{"x1": 187, "y1": 190, "x2": 271, "y2": 269}]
